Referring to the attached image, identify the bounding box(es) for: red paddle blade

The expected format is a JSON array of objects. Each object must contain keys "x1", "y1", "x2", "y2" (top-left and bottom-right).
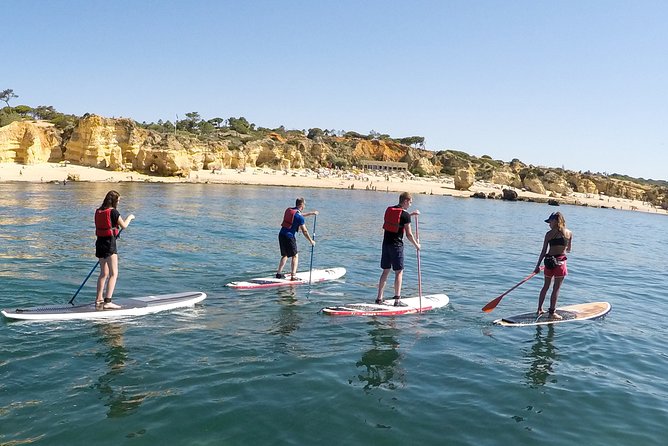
[{"x1": 482, "y1": 296, "x2": 503, "y2": 313}]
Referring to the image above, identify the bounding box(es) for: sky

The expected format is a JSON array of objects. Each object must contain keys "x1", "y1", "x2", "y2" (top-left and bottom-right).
[{"x1": 5, "y1": 0, "x2": 668, "y2": 180}]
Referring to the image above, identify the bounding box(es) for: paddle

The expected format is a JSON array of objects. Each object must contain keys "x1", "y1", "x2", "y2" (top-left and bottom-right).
[
  {"x1": 68, "y1": 228, "x2": 123, "y2": 305},
  {"x1": 481, "y1": 266, "x2": 544, "y2": 313},
  {"x1": 308, "y1": 214, "x2": 317, "y2": 287},
  {"x1": 415, "y1": 214, "x2": 422, "y2": 312}
]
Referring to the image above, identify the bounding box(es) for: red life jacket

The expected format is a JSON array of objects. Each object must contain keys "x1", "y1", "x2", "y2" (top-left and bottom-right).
[
  {"x1": 281, "y1": 207, "x2": 299, "y2": 229},
  {"x1": 383, "y1": 206, "x2": 404, "y2": 233},
  {"x1": 95, "y1": 208, "x2": 118, "y2": 237}
]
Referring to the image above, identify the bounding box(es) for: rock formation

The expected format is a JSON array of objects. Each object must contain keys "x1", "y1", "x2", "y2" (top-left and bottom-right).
[
  {"x1": 454, "y1": 168, "x2": 475, "y2": 190},
  {"x1": 0, "y1": 121, "x2": 61, "y2": 163},
  {"x1": 1, "y1": 114, "x2": 666, "y2": 208}
]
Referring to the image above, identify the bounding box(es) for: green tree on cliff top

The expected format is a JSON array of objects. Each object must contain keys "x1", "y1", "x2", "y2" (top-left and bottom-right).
[{"x1": 1, "y1": 89, "x2": 18, "y2": 108}]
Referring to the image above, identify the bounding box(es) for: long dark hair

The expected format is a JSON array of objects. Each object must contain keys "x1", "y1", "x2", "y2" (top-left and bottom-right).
[{"x1": 99, "y1": 190, "x2": 120, "y2": 210}]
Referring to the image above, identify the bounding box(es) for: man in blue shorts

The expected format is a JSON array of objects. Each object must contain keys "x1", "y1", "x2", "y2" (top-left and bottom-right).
[
  {"x1": 276, "y1": 197, "x2": 318, "y2": 280},
  {"x1": 376, "y1": 192, "x2": 421, "y2": 306}
]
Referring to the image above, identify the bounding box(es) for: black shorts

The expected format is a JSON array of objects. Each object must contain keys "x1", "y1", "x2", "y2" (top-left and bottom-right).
[
  {"x1": 95, "y1": 237, "x2": 117, "y2": 259},
  {"x1": 380, "y1": 243, "x2": 404, "y2": 271},
  {"x1": 278, "y1": 233, "x2": 298, "y2": 258}
]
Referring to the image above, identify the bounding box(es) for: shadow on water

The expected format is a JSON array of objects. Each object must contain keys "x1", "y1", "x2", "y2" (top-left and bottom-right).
[
  {"x1": 93, "y1": 323, "x2": 146, "y2": 418},
  {"x1": 356, "y1": 319, "x2": 403, "y2": 391},
  {"x1": 524, "y1": 325, "x2": 558, "y2": 388}
]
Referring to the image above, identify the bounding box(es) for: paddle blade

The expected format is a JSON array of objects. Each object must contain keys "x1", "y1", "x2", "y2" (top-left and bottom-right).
[{"x1": 482, "y1": 296, "x2": 503, "y2": 313}]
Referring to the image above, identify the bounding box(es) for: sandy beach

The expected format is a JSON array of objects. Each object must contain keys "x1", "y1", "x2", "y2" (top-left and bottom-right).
[{"x1": 1, "y1": 162, "x2": 665, "y2": 215}]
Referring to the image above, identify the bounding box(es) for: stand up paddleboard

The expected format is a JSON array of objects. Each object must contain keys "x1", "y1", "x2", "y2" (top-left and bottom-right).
[
  {"x1": 494, "y1": 301, "x2": 611, "y2": 327},
  {"x1": 321, "y1": 294, "x2": 449, "y2": 316},
  {"x1": 1, "y1": 291, "x2": 206, "y2": 321},
  {"x1": 226, "y1": 267, "x2": 346, "y2": 289}
]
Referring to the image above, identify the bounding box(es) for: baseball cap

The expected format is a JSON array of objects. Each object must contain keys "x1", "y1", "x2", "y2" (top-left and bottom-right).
[{"x1": 544, "y1": 213, "x2": 558, "y2": 223}]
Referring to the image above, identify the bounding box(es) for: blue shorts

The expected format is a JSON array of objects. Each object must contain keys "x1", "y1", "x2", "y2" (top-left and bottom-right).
[
  {"x1": 279, "y1": 233, "x2": 298, "y2": 258},
  {"x1": 381, "y1": 243, "x2": 404, "y2": 271}
]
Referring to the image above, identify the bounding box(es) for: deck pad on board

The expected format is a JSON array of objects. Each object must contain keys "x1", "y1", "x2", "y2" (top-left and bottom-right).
[{"x1": 494, "y1": 302, "x2": 611, "y2": 327}]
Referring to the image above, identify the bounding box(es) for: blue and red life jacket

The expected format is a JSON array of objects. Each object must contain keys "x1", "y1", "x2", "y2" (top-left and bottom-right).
[
  {"x1": 95, "y1": 208, "x2": 119, "y2": 237},
  {"x1": 281, "y1": 207, "x2": 299, "y2": 229},
  {"x1": 383, "y1": 206, "x2": 403, "y2": 233}
]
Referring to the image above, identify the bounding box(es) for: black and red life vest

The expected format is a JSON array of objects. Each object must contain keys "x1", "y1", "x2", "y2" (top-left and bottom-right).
[
  {"x1": 281, "y1": 207, "x2": 299, "y2": 229},
  {"x1": 383, "y1": 206, "x2": 403, "y2": 233},
  {"x1": 95, "y1": 208, "x2": 119, "y2": 237}
]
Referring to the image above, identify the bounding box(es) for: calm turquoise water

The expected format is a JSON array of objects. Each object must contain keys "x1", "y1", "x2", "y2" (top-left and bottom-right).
[{"x1": 1, "y1": 182, "x2": 667, "y2": 446}]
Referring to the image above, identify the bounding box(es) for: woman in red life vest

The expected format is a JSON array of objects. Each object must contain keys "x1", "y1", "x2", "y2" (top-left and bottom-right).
[
  {"x1": 95, "y1": 190, "x2": 135, "y2": 309},
  {"x1": 534, "y1": 212, "x2": 573, "y2": 320},
  {"x1": 376, "y1": 192, "x2": 421, "y2": 306},
  {"x1": 276, "y1": 197, "x2": 318, "y2": 280}
]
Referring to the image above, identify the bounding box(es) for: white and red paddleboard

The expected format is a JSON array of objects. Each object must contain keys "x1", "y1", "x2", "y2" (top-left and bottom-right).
[{"x1": 321, "y1": 293, "x2": 449, "y2": 316}]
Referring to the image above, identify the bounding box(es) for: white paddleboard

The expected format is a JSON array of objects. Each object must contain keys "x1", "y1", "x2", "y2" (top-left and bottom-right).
[
  {"x1": 226, "y1": 267, "x2": 346, "y2": 289},
  {"x1": 321, "y1": 293, "x2": 449, "y2": 316},
  {"x1": 1, "y1": 291, "x2": 206, "y2": 321},
  {"x1": 494, "y1": 301, "x2": 611, "y2": 327}
]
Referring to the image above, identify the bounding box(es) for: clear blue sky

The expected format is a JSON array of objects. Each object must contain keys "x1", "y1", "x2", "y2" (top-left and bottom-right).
[{"x1": 5, "y1": 0, "x2": 667, "y2": 180}]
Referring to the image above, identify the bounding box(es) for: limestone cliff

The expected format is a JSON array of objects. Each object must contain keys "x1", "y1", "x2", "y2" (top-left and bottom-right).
[
  {"x1": 1, "y1": 115, "x2": 666, "y2": 208},
  {"x1": 0, "y1": 121, "x2": 61, "y2": 163}
]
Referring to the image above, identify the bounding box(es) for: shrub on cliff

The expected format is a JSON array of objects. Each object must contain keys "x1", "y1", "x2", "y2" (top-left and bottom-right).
[{"x1": 0, "y1": 109, "x2": 21, "y2": 127}]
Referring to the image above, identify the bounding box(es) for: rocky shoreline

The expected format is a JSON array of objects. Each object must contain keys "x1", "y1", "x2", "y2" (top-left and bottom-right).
[{"x1": 1, "y1": 162, "x2": 664, "y2": 216}]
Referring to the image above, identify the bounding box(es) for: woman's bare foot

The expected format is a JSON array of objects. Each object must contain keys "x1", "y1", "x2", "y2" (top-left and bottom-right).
[
  {"x1": 548, "y1": 311, "x2": 563, "y2": 320},
  {"x1": 103, "y1": 301, "x2": 121, "y2": 310},
  {"x1": 536, "y1": 309, "x2": 545, "y2": 318}
]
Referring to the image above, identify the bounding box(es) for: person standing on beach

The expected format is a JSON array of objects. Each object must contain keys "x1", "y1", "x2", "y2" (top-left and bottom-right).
[
  {"x1": 95, "y1": 190, "x2": 135, "y2": 309},
  {"x1": 376, "y1": 192, "x2": 421, "y2": 306},
  {"x1": 276, "y1": 197, "x2": 318, "y2": 280},
  {"x1": 534, "y1": 212, "x2": 572, "y2": 319}
]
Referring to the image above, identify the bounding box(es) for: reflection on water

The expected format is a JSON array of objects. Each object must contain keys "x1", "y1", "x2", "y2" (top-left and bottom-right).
[
  {"x1": 356, "y1": 320, "x2": 402, "y2": 390},
  {"x1": 93, "y1": 323, "x2": 146, "y2": 418},
  {"x1": 524, "y1": 325, "x2": 558, "y2": 387},
  {"x1": 272, "y1": 294, "x2": 301, "y2": 336}
]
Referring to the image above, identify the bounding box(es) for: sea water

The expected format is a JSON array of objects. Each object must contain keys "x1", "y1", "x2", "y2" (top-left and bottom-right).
[{"x1": 1, "y1": 182, "x2": 666, "y2": 446}]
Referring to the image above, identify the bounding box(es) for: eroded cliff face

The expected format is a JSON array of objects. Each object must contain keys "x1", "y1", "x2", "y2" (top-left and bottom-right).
[
  {"x1": 0, "y1": 115, "x2": 665, "y2": 207},
  {"x1": 0, "y1": 121, "x2": 61, "y2": 163},
  {"x1": 65, "y1": 115, "x2": 152, "y2": 170}
]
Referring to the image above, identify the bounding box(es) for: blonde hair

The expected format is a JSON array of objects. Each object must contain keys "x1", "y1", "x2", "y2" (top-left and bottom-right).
[{"x1": 553, "y1": 212, "x2": 566, "y2": 232}]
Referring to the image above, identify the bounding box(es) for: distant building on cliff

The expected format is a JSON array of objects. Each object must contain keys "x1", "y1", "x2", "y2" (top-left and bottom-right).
[{"x1": 360, "y1": 160, "x2": 408, "y2": 171}]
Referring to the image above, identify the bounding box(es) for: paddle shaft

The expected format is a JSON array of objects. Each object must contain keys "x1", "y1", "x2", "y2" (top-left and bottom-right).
[
  {"x1": 415, "y1": 214, "x2": 422, "y2": 312},
  {"x1": 69, "y1": 228, "x2": 124, "y2": 305},
  {"x1": 308, "y1": 214, "x2": 317, "y2": 286},
  {"x1": 481, "y1": 266, "x2": 543, "y2": 312}
]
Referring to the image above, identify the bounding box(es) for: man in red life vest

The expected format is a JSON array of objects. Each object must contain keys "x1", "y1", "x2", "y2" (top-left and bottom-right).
[
  {"x1": 376, "y1": 192, "x2": 420, "y2": 306},
  {"x1": 276, "y1": 197, "x2": 318, "y2": 280}
]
